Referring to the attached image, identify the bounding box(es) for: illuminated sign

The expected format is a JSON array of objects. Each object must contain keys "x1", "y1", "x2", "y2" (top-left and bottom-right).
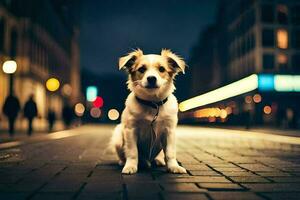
[
  {"x1": 258, "y1": 74, "x2": 274, "y2": 91},
  {"x1": 86, "y1": 86, "x2": 98, "y2": 101}
]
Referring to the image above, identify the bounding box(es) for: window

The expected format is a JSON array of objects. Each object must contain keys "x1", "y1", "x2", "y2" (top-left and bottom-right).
[
  {"x1": 263, "y1": 54, "x2": 274, "y2": 69},
  {"x1": 261, "y1": 4, "x2": 274, "y2": 23},
  {"x1": 277, "y1": 53, "x2": 288, "y2": 69},
  {"x1": 291, "y1": 29, "x2": 300, "y2": 49},
  {"x1": 276, "y1": 29, "x2": 288, "y2": 49},
  {"x1": 292, "y1": 54, "x2": 300, "y2": 72},
  {"x1": 291, "y1": 5, "x2": 300, "y2": 25},
  {"x1": 277, "y1": 4, "x2": 288, "y2": 24},
  {"x1": 262, "y1": 29, "x2": 274, "y2": 47}
]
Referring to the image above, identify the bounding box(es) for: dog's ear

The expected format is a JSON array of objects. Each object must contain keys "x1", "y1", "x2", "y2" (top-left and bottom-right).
[
  {"x1": 161, "y1": 49, "x2": 185, "y2": 74},
  {"x1": 119, "y1": 49, "x2": 143, "y2": 70}
]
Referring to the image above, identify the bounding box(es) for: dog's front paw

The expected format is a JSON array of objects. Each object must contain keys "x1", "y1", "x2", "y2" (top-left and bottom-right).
[
  {"x1": 122, "y1": 165, "x2": 138, "y2": 174},
  {"x1": 168, "y1": 165, "x2": 187, "y2": 174}
]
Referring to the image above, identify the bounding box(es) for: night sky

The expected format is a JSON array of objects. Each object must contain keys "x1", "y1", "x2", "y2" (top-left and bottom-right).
[{"x1": 80, "y1": 0, "x2": 218, "y2": 75}]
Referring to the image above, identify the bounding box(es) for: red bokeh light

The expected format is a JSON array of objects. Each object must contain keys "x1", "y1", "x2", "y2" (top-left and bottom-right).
[{"x1": 93, "y1": 96, "x2": 104, "y2": 108}]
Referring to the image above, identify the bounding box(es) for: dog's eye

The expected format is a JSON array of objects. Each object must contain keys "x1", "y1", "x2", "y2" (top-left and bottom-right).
[
  {"x1": 159, "y1": 66, "x2": 165, "y2": 73},
  {"x1": 138, "y1": 66, "x2": 146, "y2": 73}
]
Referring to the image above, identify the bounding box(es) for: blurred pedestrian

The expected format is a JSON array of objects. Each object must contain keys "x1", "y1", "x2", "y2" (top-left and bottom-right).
[
  {"x1": 23, "y1": 95, "x2": 38, "y2": 135},
  {"x1": 47, "y1": 109, "x2": 56, "y2": 132},
  {"x1": 2, "y1": 94, "x2": 20, "y2": 136},
  {"x1": 62, "y1": 103, "x2": 74, "y2": 128}
]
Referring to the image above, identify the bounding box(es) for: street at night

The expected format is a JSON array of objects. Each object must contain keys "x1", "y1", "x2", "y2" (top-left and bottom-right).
[
  {"x1": 1, "y1": 0, "x2": 300, "y2": 199},
  {"x1": 1, "y1": 125, "x2": 300, "y2": 200}
]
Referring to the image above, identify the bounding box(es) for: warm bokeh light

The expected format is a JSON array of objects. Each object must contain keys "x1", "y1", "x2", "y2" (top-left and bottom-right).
[
  {"x1": 108, "y1": 109, "x2": 120, "y2": 120},
  {"x1": 253, "y1": 94, "x2": 262, "y2": 103},
  {"x1": 46, "y1": 78, "x2": 60, "y2": 92},
  {"x1": 93, "y1": 96, "x2": 104, "y2": 108},
  {"x1": 225, "y1": 106, "x2": 232, "y2": 114},
  {"x1": 194, "y1": 107, "x2": 228, "y2": 119},
  {"x1": 220, "y1": 109, "x2": 228, "y2": 119},
  {"x1": 263, "y1": 105, "x2": 272, "y2": 114},
  {"x1": 179, "y1": 74, "x2": 258, "y2": 112},
  {"x1": 90, "y1": 107, "x2": 101, "y2": 118},
  {"x1": 277, "y1": 53, "x2": 288, "y2": 64},
  {"x1": 75, "y1": 103, "x2": 85, "y2": 117},
  {"x1": 2, "y1": 60, "x2": 17, "y2": 74},
  {"x1": 244, "y1": 95, "x2": 252, "y2": 104},
  {"x1": 277, "y1": 29, "x2": 288, "y2": 49},
  {"x1": 62, "y1": 84, "x2": 72, "y2": 96}
]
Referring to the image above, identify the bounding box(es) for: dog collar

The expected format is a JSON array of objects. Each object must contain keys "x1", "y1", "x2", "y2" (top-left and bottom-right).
[{"x1": 135, "y1": 96, "x2": 168, "y2": 109}]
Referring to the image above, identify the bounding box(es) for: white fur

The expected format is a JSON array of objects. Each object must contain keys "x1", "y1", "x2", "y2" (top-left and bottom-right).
[{"x1": 110, "y1": 49, "x2": 186, "y2": 174}]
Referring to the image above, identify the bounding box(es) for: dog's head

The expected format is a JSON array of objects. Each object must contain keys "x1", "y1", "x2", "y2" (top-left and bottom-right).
[{"x1": 119, "y1": 49, "x2": 186, "y2": 100}]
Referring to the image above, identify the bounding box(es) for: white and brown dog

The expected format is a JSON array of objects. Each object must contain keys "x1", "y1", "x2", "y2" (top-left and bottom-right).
[{"x1": 110, "y1": 49, "x2": 187, "y2": 174}]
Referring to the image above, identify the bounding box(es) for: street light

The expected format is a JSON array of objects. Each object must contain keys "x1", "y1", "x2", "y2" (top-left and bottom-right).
[{"x1": 2, "y1": 60, "x2": 17, "y2": 95}]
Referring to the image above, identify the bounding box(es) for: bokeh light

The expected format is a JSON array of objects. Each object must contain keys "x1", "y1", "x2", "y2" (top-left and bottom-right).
[
  {"x1": 253, "y1": 94, "x2": 262, "y2": 103},
  {"x1": 108, "y1": 109, "x2": 120, "y2": 120},
  {"x1": 93, "y1": 96, "x2": 104, "y2": 108},
  {"x1": 46, "y1": 78, "x2": 60, "y2": 92},
  {"x1": 263, "y1": 105, "x2": 272, "y2": 114},
  {"x1": 244, "y1": 95, "x2": 252, "y2": 104},
  {"x1": 75, "y1": 103, "x2": 85, "y2": 117},
  {"x1": 62, "y1": 84, "x2": 72, "y2": 96},
  {"x1": 2, "y1": 60, "x2": 17, "y2": 74},
  {"x1": 90, "y1": 107, "x2": 101, "y2": 118},
  {"x1": 86, "y1": 86, "x2": 98, "y2": 101}
]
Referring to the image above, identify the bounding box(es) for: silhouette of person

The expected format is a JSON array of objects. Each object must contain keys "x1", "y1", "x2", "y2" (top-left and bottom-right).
[
  {"x1": 47, "y1": 109, "x2": 56, "y2": 132},
  {"x1": 23, "y1": 95, "x2": 38, "y2": 135},
  {"x1": 62, "y1": 103, "x2": 74, "y2": 128},
  {"x1": 2, "y1": 94, "x2": 20, "y2": 136}
]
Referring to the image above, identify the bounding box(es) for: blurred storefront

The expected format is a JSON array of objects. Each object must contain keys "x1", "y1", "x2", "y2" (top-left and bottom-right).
[{"x1": 0, "y1": 1, "x2": 81, "y2": 131}]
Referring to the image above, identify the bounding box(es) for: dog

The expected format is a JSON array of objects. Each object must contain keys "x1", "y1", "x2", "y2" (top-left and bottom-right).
[{"x1": 110, "y1": 48, "x2": 187, "y2": 174}]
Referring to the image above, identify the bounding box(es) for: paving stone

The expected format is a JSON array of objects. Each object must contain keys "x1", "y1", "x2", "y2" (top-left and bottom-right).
[
  {"x1": 162, "y1": 193, "x2": 209, "y2": 200},
  {"x1": 0, "y1": 192, "x2": 29, "y2": 200},
  {"x1": 77, "y1": 192, "x2": 123, "y2": 200},
  {"x1": 229, "y1": 176, "x2": 270, "y2": 183},
  {"x1": 161, "y1": 183, "x2": 206, "y2": 192},
  {"x1": 255, "y1": 172, "x2": 292, "y2": 177},
  {"x1": 269, "y1": 177, "x2": 300, "y2": 183},
  {"x1": 41, "y1": 181, "x2": 83, "y2": 192},
  {"x1": 238, "y1": 164, "x2": 278, "y2": 172},
  {"x1": 213, "y1": 167, "x2": 247, "y2": 172},
  {"x1": 208, "y1": 191, "x2": 264, "y2": 200},
  {"x1": 242, "y1": 183, "x2": 300, "y2": 192},
  {"x1": 126, "y1": 182, "x2": 161, "y2": 195},
  {"x1": 182, "y1": 164, "x2": 212, "y2": 171},
  {"x1": 31, "y1": 192, "x2": 74, "y2": 200},
  {"x1": 198, "y1": 183, "x2": 245, "y2": 191},
  {"x1": 189, "y1": 170, "x2": 221, "y2": 176},
  {"x1": 220, "y1": 171, "x2": 258, "y2": 177},
  {"x1": 83, "y1": 182, "x2": 123, "y2": 193},
  {"x1": 259, "y1": 192, "x2": 300, "y2": 200},
  {"x1": 159, "y1": 176, "x2": 231, "y2": 183}
]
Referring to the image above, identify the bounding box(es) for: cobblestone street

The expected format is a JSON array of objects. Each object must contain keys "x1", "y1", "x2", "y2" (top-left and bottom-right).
[{"x1": 0, "y1": 125, "x2": 300, "y2": 200}]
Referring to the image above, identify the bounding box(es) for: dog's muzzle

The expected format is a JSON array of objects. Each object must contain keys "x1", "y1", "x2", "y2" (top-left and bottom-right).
[{"x1": 146, "y1": 76, "x2": 158, "y2": 89}]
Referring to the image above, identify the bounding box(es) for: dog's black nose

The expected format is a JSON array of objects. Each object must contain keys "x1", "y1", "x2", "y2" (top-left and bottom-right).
[{"x1": 147, "y1": 76, "x2": 157, "y2": 85}]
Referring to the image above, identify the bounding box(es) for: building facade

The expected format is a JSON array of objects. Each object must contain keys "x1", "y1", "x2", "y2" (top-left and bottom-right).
[
  {"x1": 0, "y1": 0, "x2": 81, "y2": 131},
  {"x1": 187, "y1": 0, "x2": 300, "y2": 128}
]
